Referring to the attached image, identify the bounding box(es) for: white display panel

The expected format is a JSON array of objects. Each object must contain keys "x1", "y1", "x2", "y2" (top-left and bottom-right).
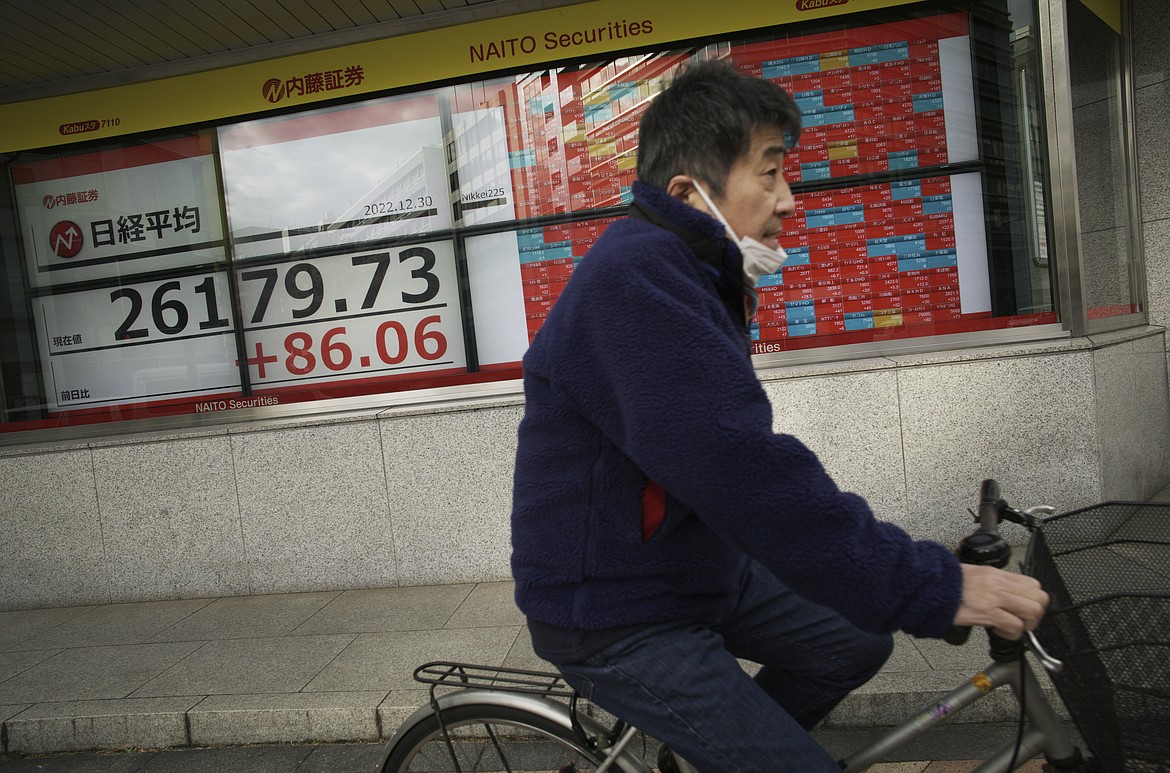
[
  {"x1": 452, "y1": 101, "x2": 517, "y2": 227},
  {"x1": 952, "y1": 172, "x2": 992, "y2": 313},
  {"x1": 235, "y1": 240, "x2": 466, "y2": 391},
  {"x1": 33, "y1": 272, "x2": 241, "y2": 413},
  {"x1": 220, "y1": 95, "x2": 453, "y2": 260},
  {"x1": 466, "y1": 231, "x2": 530, "y2": 366},
  {"x1": 12, "y1": 138, "x2": 226, "y2": 287}
]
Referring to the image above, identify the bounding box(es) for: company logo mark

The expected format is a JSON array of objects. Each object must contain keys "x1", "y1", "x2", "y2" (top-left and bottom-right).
[
  {"x1": 795, "y1": 0, "x2": 848, "y2": 10},
  {"x1": 49, "y1": 221, "x2": 84, "y2": 259},
  {"x1": 262, "y1": 78, "x2": 286, "y2": 103},
  {"x1": 59, "y1": 119, "x2": 100, "y2": 136},
  {"x1": 261, "y1": 66, "x2": 366, "y2": 104},
  {"x1": 41, "y1": 190, "x2": 100, "y2": 209}
]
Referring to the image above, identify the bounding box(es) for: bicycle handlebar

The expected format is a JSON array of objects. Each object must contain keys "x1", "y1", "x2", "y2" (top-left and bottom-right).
[{"x1": 944, "y1": 479, "x2": 1035, "y2": 646}]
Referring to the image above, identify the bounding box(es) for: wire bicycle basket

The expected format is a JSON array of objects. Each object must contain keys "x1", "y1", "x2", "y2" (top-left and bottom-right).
[{"x1": 1025, "y1": 501, "x2": 1170, "y2": 772}]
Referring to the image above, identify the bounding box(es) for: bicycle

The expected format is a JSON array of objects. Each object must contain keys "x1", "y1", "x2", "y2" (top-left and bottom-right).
[{"x1": 373, "y1": 480, "x2": 1170, "y2": 772}]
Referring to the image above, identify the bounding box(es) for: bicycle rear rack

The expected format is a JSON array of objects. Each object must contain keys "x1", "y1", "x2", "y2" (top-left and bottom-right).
[{"x1": 413, "y1": 661, "x2": 577, "y2": 699}]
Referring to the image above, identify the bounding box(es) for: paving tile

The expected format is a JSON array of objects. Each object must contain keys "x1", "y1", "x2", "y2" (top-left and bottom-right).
[
  {"x1": 0, "y1": 643, "x2": 204, "y2": 704},
  {"x1": 867, "y1": 764, "x2": 929, "y2": 772},
  {"x1": 0, "y1": 648, "x2": 63, "y2": 683},
  {"x1": 445, "y1": 581, "x2": 525, "y2": 629},
  {"x1": 187, "y1": 691, "x2": 385, "y2": 745},
  {"x1": 0, "y1": 607, "x2": 95, "y2": 652},
  {"x1": 4, "y1": 697, "x2": 201, "y2": 754},
  {"x1": 13, "y1": 600, "x2": 215, "y2": 650},
  {"x1": 291, "y1": 585, "x2": 473, "y2": 635},
  {"x1": 131, "y1": 635, "x2": 355, "y2": 697},
  {"x1": 149, "y1": 592, "x2": 339, "y2": 642},
  {"x1": 303, "y1": 627, "x2": 521, "y2": 693}
]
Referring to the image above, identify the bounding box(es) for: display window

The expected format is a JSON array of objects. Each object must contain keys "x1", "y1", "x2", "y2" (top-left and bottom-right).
[{"x1": 0, "y1": 1, "x2": 1129, "y2": 436}]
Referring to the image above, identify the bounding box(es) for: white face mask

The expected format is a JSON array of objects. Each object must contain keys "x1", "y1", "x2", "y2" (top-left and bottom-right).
[{"x1": 692, "y1": 181, "x2": 788, "y2": 288}]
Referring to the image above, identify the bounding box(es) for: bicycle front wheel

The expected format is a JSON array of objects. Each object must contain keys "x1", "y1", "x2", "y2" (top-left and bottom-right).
[{"x1": 378, "y1": 702, "x2": 609, "y2": 773}]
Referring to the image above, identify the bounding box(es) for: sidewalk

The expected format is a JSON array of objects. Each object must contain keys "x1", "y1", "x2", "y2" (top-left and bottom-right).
[{"x1": 0, "y1": 581, "x2": 1048, "y2": 758}]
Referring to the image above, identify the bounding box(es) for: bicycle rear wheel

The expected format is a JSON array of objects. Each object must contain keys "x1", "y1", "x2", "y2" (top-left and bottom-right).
[{"x1": 378, "y1": 702, "x2": 608, "y2": 772}]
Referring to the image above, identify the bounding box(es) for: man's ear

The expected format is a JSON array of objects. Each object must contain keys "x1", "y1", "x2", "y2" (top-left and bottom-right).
[{"x1": 666, "y1": 175, "x2": 702, "y2": 210}]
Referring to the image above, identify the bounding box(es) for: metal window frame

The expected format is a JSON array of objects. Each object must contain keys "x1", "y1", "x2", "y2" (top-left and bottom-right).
[{"x1": 1040, "y1": 0, "x2": 1146, "y2": 338}]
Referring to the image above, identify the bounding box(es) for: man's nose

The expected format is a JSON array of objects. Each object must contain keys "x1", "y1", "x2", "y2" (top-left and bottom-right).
[{"x1": 775, "y1": 186, "x2": 796, "y2": 218}]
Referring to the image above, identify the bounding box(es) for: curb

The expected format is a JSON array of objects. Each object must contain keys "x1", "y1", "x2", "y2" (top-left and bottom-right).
[{"x1": 1, "y1": 681, "x2": 1066, "y2": 756}]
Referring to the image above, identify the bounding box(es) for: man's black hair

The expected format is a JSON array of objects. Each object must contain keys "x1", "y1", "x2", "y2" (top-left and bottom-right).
[{"x1": 636, "y1": 59, "x2": 802, "y2": 198}]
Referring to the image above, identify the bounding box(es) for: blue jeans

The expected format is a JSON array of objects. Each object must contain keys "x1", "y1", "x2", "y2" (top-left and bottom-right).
[{"x1": 551, "y1": 562, "x2": 893, "y2": 771}]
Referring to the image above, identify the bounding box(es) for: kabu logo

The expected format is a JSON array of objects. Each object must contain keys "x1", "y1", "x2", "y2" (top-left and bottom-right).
[{"x1": 795, "y1": 0, "x2": 849, "y2": 9}]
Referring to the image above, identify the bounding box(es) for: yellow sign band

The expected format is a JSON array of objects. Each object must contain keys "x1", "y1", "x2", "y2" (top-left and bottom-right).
[{"x1": 0, "y1": 0, "x2": 925, "y2": 154}]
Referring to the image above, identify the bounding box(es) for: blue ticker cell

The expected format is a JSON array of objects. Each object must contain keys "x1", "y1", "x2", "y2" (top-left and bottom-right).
[
  {"x1": 927, "y1": 250, "x2": 958, "y2": 269},
  {"x1": 783, "y1": 247, "x2": 811, "y2": 266},
  {"x1": 806, "y1": 208, "x2": 866, "y2": 230},
  {"x1": 795, "y1": 91, "x2": 825, "y2": 112},
  {"x1": 757, "y1": 273, "x2": 784, "y2": 288},
  {"x1": 866, "y1": 241, "x2": 899, "y2": 257},
  {"x1": 898, "y1": 257, "x2": 929, "y2": 272},
  {"x1": 913, "y1": 93, "x2": 944, "y2": 112},
  {"x1": 823, "y1": 107, "x2": 855, "y2": 125},
  {"x1": 890, "y1": 180, "x2": 923, "y2": 199},
  {"x1": 584, "y1": 102, "x2": 613, "y2": 122},
  {"x1": 802, "y1": 112, "x2": 827, "y2": 127},
  {"x1": 894, "y1": 238, "x2": 927, "y2": 257},
  {"x1": 762, "y1": 54, "x2": 821, "y2": 79},
  {"x1": 516, "y1": 228, "x2": 545, "y2": 248},
  {"x1": 849, "y1": 42, "x2": 909, "y2": 67},
  {"x1": 888, "y1": 152, "x2": 920, "y2": 171},
  {"x1": 845, "y1": 315, "x2": 876, "y2": 331},
  {"x1": 801, "y1": 162, "x2": 832, "y2": 180},
  {"x1": 788, "y1": 322, "x2": 818, "y2": 337},
  {"x1": 805, "y1": 107, "x2": 855, "y2": 127},
  {"x1": 923, "y1": 196, "x2": 954, "y2": 214},
  {"x1": 786, "y1": 302, "x2": 816, "y2": 325},
  {"x1": 509, "y1": 149, "x2": 536, "y2": 169}
]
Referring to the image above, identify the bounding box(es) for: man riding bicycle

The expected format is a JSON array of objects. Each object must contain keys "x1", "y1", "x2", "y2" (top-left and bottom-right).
[{"x1": 510, "y1": 60, "x2": 1048, "y2": 771}]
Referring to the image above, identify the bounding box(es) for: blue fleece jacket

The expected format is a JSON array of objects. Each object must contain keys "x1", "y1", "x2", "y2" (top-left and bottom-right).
[{"x1": 511, "y1": 180, "x2": 962, "y2": 639}]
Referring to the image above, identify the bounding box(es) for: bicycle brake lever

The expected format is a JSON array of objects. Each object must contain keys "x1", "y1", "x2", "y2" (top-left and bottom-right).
[{"x1": 1027, "y1": 630, "x2": 1063, "y2": 673}]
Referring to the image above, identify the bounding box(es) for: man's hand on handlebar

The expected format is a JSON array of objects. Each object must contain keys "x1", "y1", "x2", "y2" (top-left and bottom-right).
[{"x1": 952, "y1": 564, "x2": 1049, "y2": 640}]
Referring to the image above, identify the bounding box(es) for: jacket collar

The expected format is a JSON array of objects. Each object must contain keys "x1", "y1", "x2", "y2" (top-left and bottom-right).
[
  {"x1": 629, "y1": 180, "x2": 732, "y2": 245},
  {"x1": 628, "y1": 180, "x2": 750, "y2": 331}
]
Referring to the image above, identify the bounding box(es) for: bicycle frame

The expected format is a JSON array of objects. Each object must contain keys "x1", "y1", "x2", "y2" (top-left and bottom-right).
[{"x1": 839, "y1": 654, "x2": 1078, "y2": 771}]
